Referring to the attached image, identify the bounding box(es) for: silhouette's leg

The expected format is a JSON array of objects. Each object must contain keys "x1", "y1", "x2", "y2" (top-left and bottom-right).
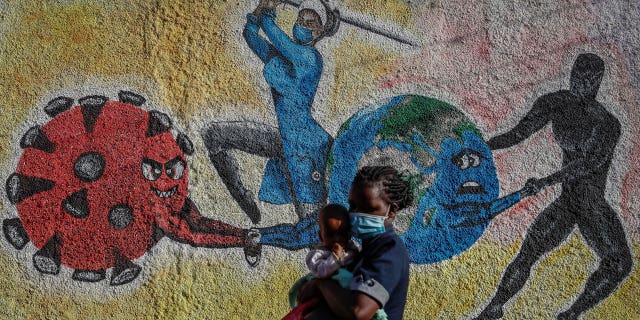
[
  {"x1": 476, "y1": 198, "x2": 575, "y2": 319},
  {"x1": 557, "y1": 195, "x2": 632, "y2": 320}
]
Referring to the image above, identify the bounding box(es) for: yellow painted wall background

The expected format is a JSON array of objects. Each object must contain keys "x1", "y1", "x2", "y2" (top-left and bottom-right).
[{"x1": 0, "y1": 0, "x2": 638, "y2": 319}]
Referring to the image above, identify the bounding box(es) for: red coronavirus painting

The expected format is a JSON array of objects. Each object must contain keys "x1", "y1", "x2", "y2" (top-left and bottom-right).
[{"x1": 4, "y1": 91, "x2": 252, "y2": 286}]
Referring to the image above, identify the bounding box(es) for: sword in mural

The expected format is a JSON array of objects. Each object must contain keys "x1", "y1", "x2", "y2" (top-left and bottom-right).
[{"x1": 282, "y1": 0, "x2": 421, "y2": 46}]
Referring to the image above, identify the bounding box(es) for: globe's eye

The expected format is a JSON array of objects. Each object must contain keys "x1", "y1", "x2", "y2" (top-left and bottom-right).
[
  {"x1": 468, "y1": 152, "x2": 481, "y2": 167},
  {"x1": 165, "y1": 157, "x2": 185, "y2": 180},
  {"x1": 452, "y1": 152, "x2": 470, "y2": 169},
  {"x1": 459, "y1": 155, "x2": 470, "y2": 169},
  {"x1": 142, "y1": 158, "x2": 162, "y2": 181}
]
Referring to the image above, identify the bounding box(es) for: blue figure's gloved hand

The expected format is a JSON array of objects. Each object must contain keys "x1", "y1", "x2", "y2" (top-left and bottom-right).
[
  {"x1": 243, "y1": 228, "x2": 262, "y2": 267},
  {"x1": 258, "y1": 0, "x2": 281, "y2": 11}
]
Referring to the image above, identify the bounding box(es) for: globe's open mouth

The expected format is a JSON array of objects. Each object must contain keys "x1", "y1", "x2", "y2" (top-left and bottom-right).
[
  {"x1": 457, "y1": 181, "x2": 486, "y2": 194},
  {"x1": 152, "y1": 186, "x2": 177, "y2": 198}
]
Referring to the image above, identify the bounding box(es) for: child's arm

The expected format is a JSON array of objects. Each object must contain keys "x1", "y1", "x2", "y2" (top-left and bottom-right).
[{"x1": 306, "y1": 248, "x2": 342, "y2": 279}]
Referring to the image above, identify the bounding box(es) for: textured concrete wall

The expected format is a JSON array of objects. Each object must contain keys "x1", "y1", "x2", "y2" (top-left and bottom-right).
[{"x1": 0, "y1": 0, "x2": 638, "y2": 319}]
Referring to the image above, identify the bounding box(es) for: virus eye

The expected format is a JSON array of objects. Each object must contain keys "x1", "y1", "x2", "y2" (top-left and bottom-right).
[
  {"x1": 165, "y1": 157, "x2": 185, "y2": 180},
  {"x1": 142, "y1": 158, "x2": 162, "y2": 181}
]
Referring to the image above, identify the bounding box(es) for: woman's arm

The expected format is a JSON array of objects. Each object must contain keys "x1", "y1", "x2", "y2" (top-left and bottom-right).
[{"x1": 314, "y1": 279, "x2": 380, "y2": 320}]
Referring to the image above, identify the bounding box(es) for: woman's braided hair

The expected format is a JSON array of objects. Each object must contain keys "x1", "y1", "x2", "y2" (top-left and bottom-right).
[{"x1": 352, "y1": 166, "x2": 414, "y2": 211}]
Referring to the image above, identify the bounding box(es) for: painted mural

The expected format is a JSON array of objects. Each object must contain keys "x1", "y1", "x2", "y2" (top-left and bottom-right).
[
  {"x1": 4, "y1": 92, "x2": 261, "y2": 284},
  {"x1": 0, "y1": 0, "x2": 638, "y2": 319}
]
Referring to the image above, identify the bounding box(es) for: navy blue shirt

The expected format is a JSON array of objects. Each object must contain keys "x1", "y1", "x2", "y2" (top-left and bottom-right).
[{"x1": 350, "y1": 226, "x2": 410, "y2": 320}]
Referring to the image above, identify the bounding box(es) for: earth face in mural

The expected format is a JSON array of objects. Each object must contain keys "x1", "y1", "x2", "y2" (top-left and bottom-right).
[
  {"x1": 3, "y1": 92, "x2": 195, "y2": 285},
  {"x1": 327, "y1": 95, "x2": 517, "y2": 264}
]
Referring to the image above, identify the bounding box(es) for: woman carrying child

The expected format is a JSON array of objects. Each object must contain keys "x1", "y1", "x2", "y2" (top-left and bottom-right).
[
  {"x1": 294, "y1": 166, "x2": 414, "y2": 320},
  {"x1": 284, "y1": 204, "x2": 370, "y2": 319}
]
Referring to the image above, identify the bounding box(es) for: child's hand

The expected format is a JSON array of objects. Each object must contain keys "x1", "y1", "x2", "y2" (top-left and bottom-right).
[{"x1": 332, "y1": 243, "x2": 345, "y2": 260}]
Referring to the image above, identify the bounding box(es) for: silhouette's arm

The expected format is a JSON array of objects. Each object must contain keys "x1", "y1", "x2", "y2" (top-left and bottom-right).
[{"x1": 488, "y1": 96, "x2": 553, "y2": 150}]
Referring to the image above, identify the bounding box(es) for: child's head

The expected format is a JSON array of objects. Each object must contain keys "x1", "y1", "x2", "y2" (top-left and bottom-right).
[
  {"x1": 349, "y1": 166, "x2": 413, "y2": 223},
  {"x1": 318, "y1": 204, "x2": 350, "y2": 246}
]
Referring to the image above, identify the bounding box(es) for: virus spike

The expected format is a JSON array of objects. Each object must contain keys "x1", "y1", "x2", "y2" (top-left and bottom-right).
[
  {"x1": 20, "y1": 126, "x2": 55, "y2": 153},
  {"x1": 108, "y1": 204, "x2": 134, "y2": 229},
  {"x1": 33, "y1": 234, "x2": 61, "y2": 275},
  {"x1": 176, "y1": 133, "x2": 194, "y2": 156},
  {"x1": 44, "y1": 96, "x2": 74, "y2": 118},
  {"x1": 110, "y1": 250, "x2": 142, "y2": 286},
  {"x1": 72, "y1": 269, "x2": 106, "y2": 283},
  {"x1": 118, "y1": 90, "x2": 146, "y2": 106},
  {"x1": 149, "y1": 222, "x2": 165, "y2": 249},
  {"x1": 73, "y1": 152, "x2": 105, "y2": 183},
  {"x1": 78, "y1": 95, "x2": 107, "y2": 133},
  {"x1": 3, "y1": 218, "x2": 29, "y2": 250},
  {"x1": 146, "y1": 110, "x2": 172, "y2": 137},
  {"x1": 5, "y1": 173, "x2": 55, "y2": 204},
  {"x1": 62, "y1": 189, "x2": 89, "y2": 218}
]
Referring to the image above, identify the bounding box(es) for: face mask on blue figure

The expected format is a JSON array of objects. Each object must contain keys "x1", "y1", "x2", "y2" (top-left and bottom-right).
[
  {"x1": 349, "y1": 204, "x2": 391, "y2": 240},
  {"x1": 293, "y1": 23, "x2": 315, "y2": 45}
]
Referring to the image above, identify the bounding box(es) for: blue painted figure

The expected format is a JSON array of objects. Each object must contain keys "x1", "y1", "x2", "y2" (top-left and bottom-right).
[
  {"x1": 201, "y1": 1, "x2": 340, "y2": 257},
  {"x1": 246, "y1": 2, "x2": 330, "y2": 207}
]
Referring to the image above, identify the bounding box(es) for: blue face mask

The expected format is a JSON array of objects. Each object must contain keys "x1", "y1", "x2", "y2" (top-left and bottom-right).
[
  {"x1": 349, "y1": 205, "x2": 390, "y2": 240},
  {"x1": 292, "y1": 23, "x2": 314, "y2": 45}
]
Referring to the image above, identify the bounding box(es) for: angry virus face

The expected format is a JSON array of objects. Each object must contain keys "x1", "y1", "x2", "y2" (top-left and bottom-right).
[
  {"x1": 3, "y1": 91, "x2": 194, "y2": 285},
  {"x1": 142, "y1": 133, "x2": 189, "y2": 217}
]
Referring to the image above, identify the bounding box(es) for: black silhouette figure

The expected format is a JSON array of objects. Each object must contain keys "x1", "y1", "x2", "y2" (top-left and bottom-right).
[{"x1": 475, "y1": 53, "x2": 633, "y2": 320}]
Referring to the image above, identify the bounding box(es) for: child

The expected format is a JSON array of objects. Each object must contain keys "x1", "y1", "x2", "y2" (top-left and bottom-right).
[
  {"x1": 306, "y1": 204, "x2": 359, "y2": 281},
  {"x1": 284, "y1": 203, "x2": 388, "y2": 320}
]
